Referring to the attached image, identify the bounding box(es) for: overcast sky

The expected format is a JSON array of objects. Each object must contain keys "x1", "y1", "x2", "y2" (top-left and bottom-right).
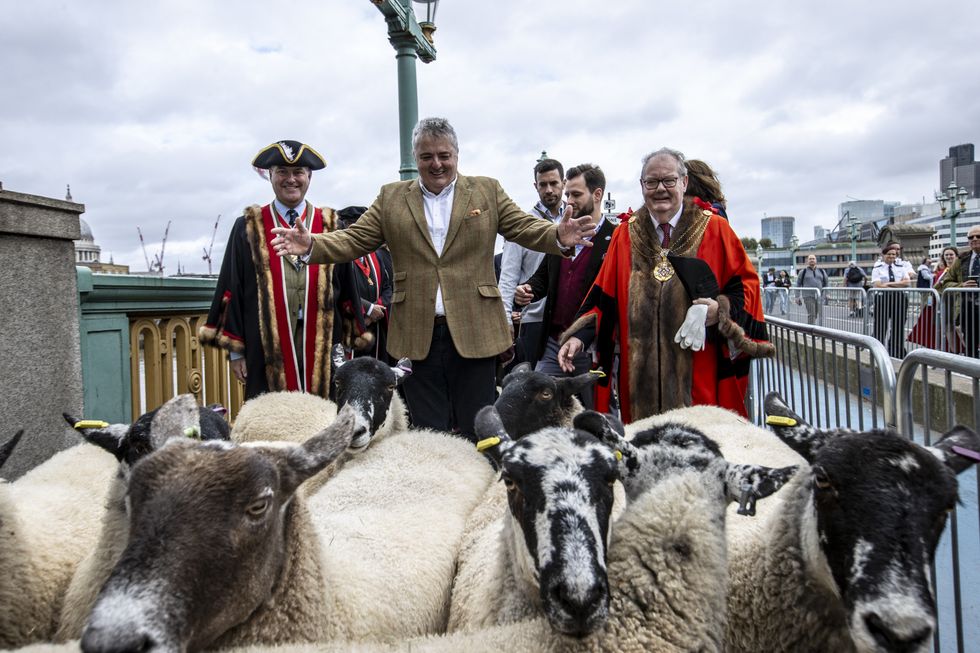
[{"x1": 3, "y1": 0, "x2": 978, "y2": 273}]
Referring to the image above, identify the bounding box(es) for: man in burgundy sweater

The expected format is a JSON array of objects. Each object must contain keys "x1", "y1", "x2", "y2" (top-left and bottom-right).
[{"x1": 514, "y1": 163, "x2": 616, "y2": 409}]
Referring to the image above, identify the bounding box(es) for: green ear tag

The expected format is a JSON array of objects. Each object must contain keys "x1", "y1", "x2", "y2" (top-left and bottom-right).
[
  {"x1": 184, "y1": 426, "x2": 201, "y2": 440},
  {"x1": 765, "y1": 415, "x2": 798, "y2": 427},
  {"x1": 476, "y1": 436, "x2": 501, "y2": 452},
  {"x1": 74, "y1": 420, "x2": 110, "y2": 430}
]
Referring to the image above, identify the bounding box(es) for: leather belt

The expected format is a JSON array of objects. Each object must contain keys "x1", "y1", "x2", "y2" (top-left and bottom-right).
[{"x1": 433, "y1": 315, "x2": 448, "y2": 325}]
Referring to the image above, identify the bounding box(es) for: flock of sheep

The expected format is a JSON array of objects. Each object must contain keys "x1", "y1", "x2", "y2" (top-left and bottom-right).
[{"x1": 1, "y1": 353, "x2": 978, "y2": 653}]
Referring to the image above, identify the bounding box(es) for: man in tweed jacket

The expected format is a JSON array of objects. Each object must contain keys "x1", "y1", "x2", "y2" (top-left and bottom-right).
[{"x1": 272, "y1": 117, "x2": 596, "y2": 439}]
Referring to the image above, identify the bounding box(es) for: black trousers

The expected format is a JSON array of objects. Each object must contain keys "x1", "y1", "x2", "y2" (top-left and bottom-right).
[
  {"x1": 873, "y1": 294, "x2": 908, "y2": 359},
  {"x1": 401, "y1": 321, "x2": 497, "y2": 442}
]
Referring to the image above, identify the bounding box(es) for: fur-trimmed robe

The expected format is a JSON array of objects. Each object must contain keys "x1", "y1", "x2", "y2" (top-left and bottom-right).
[
  {"x1": 199, "y1": 203, "x2": 337, "y2": 399},
  {"x1": 563, "y1": 198, "x2": 773, "y2": 423}
]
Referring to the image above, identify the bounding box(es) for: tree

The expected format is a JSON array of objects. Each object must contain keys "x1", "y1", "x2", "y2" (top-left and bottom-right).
[
  {"x1": 759, "y1": 238, "x2": 774, "y2": 249},
  {"x1": 740, "y1": 237, "x2": 758, "y2": 251}
]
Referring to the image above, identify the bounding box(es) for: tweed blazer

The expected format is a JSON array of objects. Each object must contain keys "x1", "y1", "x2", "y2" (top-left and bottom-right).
[{"x1": 308, "y1": 174, "x2": 564, "y2": 360}]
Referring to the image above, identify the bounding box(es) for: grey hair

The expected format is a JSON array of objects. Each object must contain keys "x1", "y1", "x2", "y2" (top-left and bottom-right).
[
  {"x1": 412, "y1": 117, "x2": 459, "y2": 155},
  {"x1": 641, "y1": 147, "x2": 687, "y2": 177}
]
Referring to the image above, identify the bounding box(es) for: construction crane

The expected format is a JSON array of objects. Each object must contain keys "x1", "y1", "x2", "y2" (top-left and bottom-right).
[
  {"x1": 137, "y1": 220, "x2": 171, "y2": 275},
  {"x1": 202, "y1": 214, "x2": 221, "y2": 275}
]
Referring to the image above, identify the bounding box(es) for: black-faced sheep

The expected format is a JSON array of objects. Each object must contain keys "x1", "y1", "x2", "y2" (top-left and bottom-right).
[
  {"x1": 232, "y1": 349, "x2": 411, "y2": 453},
  {"x1": 494, "y1": 363, "x2": 601, "y2": 437},
  {"x1": 452, "y1": 406, "x2": 621, "y2": 637},
  {"x1": 724, "y1": 392, "x2": 980, "y2": 653}
]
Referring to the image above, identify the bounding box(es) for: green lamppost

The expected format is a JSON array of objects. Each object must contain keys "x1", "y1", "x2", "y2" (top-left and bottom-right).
[
  {"x1": 848, "y1": 212, "x2": 860, "y2": 264},
  {"x1": 936, "y1": 181, "x2": 969, "y2": 247},
  {"x1": 371, "y1": 0, "x2": 440, "y2": 180},
  {"x1": 789, "y1": 234, "x2": 800, "y2": 276}
]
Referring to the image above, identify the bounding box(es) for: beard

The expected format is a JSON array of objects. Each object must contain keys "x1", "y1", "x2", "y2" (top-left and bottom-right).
[{"x1": 574, "y1": 197, "x2": 595, "y2": 219}]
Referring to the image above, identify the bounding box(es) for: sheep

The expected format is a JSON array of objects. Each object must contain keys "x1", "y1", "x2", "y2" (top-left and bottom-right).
[
  {"x1": 54, "y1": 394, "x2": 232, "y2": 641},
  {"x1": 494, "y1": 363, "x2": 601, "y2": 437},
  {"x1": 723, "y1": 392, "x2": 980, "y2": 653},
  {"x1": 75, "y1": 408, "x2": 497, "y2": 652},
  {"x1": 0, "y1": 431, "x2": 117, "y2": 647},
  {"x1": 232, "y1": 349, "x2": 411, "y2": 453}
]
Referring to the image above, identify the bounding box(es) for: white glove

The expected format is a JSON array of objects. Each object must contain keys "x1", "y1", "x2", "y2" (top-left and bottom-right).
[{"x1": 674, "y1": 304, "x2": 708, "y2": 351}]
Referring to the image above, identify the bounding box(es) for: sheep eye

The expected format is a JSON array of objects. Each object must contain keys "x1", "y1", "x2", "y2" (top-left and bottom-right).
[
  {"x1": 246, "y1": 498, "x2": 271, "y2": 518},
  {"x1": 538, "y1": 390, "x2": 554, "y2": 401},
  {"x1": 812, "y1": 467, "x2": 833, "y2": 491},
  {"x1": 386, "y1": 384, "x2": 396, "y2": 392},
  {"x1": 502, "y1": 476, "x2": 517, "y2": 491}
]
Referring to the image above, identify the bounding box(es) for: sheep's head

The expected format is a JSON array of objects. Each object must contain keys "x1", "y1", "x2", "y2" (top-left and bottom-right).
[
  {"x1": 64, "y1": 394, "x2": 230, "y2": 475},
  {"x1": 80, "y1": 405, "x2": 356, "y2": 653},
  {"x1": 332, "y1": 345, "x2": 411, "y2": 451},
  {"x1": 764, "y1": 392, "x2": 980, "y2": 653},
  {"x1": 575, "y1": 410, "x2": 796, "y2": 513},
  {"x1": 475, "y1": 406, "x2": 619, "y2": 637},
  {"x1": 495, "y1": 363, "x2": 601, "y2": 438}
]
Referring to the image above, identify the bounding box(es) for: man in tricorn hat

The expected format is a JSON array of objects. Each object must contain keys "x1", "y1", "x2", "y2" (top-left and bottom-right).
[{"x1": 199, "y1": 140, "x2": 338, "y2": 400}]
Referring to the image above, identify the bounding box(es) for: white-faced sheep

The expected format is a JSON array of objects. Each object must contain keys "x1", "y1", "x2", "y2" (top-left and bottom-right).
[
  {"x1": 0, "y1": 427, "x2": 118, "y2": 648},
  {"x1": 75, "y1": 408, "x2": 497, "y2": 652},
  {"x1": 54, "y1": 394, "x2": 231, "y2": 641},
  {"x1": 724, "y1": 392, "x2": 980, "y2": 653}
]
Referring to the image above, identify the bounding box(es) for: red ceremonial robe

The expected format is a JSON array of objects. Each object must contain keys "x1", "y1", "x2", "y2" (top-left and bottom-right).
[
  {"x1": 200, "y1": 202, "x2": 337, "y2": 399},
  {"x1": 564, "y1": 198, "x2": 773, "y2": 423}
]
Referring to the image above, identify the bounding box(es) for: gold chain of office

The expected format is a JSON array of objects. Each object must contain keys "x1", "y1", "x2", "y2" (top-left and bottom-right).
[{"x1": 630, "y1": 209, "x2": 712, "y2": 281}]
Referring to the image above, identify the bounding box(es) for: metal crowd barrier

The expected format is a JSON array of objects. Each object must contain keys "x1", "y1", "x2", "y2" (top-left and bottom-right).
[
  {"x1": 749, "y1": 317, "x2": 979, "y2": 653},
  {"x1": 748, "y1": 315, "x2": 896, "y2": 430},
  {"x1": 763, "y1": 285, "x2": 980, "y2": 360},
  {"x1": 895, "y1": 349, "x2": 980, "y2": 653}
]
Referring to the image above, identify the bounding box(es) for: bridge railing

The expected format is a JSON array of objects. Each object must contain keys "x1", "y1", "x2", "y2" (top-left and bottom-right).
[
  {"x1": 77, "y1": 268, "x2": 243, "y2": 423},
  {"x1": 751, "y1": 317, "x2": 979, "y2": 653}
]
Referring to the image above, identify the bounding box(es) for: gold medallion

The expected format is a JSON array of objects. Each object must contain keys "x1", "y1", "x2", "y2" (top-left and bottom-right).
[{"x1": 653, "y1": 255, "x2": 674, "y2": 282}]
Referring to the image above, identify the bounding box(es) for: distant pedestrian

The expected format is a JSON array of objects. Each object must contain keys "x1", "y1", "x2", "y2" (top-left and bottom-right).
[
  {"x1": 937, "y1": 226, "x2": 980, "y2": 358},
  {"x1": 916, "y1": 257, "x2": 934, "y2": 289},
  {"x1": 762, "y1": 267, "x2": 778, "y2": 313},
  {"x1": 796, "y1": 254, "x2": 828, "y2": 324},
  {"x1": 844, "y1": 260, "x2": 867, "y2": 317},
  {"x1": 774, "y1": 270, "x2": 791, "y2": 314}
]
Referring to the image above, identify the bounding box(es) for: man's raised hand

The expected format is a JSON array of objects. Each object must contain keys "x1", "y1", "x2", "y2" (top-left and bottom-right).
[
  {"x1": 556, "y1": 204, "x2": 596, "y2": 249},
  {"x1": 270, "y1": 218, "x2": 313, "y2": 257}
]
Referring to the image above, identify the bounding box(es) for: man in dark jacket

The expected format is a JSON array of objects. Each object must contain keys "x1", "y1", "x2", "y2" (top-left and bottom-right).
[{"x1": 514, "y1": 163, "x2": 616, "y2": 408}]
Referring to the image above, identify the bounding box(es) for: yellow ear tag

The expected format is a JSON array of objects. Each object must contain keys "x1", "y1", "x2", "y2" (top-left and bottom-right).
[
  {"x1": 476, "y1": 436, "x2": 501, "y2": 452},
  {"x1": 183, "y1": 426, "x2": 201, "y2": 440},
  {"x1": 766, "y1": 415, "x2": 798, "y2": 427},
  {"x1": 589, "y1": 369, "x2": 607, "y2": 379},
  {"x1": 74, "y1": 420, "x2": 110, "y2": 430},
  {"x1": 614, "y1": 450, "x2": 623, "y2": 461}
]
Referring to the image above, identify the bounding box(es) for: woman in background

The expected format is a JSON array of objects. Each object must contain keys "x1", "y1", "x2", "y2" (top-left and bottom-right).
[{"x1": 908, "y1": 247, "x2": 958, "y2": 350}]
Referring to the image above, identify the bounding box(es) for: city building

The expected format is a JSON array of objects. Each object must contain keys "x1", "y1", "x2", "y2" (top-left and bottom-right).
[
  {"x1": 74, "y1": 218, "x2": 130, "y2": 274},
  {"x1": 813, "y1": 225, "x2": 827, "y2": 241},
  {"x1": 760, "y1": 215, "x2": 794, "y2": 247},
  {"x1": 941, "y1": 144, "x2": 980, "y2": 199}
]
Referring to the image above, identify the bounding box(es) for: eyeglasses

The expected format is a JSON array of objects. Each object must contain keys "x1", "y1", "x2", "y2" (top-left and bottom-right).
[
  {"x1": 641, "y1": 177, "x2": 679, "y2": 190},
  {"x1": 968, "y1": 235, "x2": 980, "y2": 241}
]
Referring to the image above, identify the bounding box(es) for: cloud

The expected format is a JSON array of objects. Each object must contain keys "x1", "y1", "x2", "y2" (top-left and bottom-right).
[{"x1": 2, "y1": 0, "x2": 979, "y2": 272}]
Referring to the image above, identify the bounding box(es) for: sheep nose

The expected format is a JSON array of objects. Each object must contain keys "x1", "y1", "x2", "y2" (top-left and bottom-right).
[
  {"x1": 863, "y1": 612, "x2": 932, "y2": 653},
  {"x1": 81, "y1": 625, "x2": 157, "y2": 653},
  {"x1": 548, "y1": 581, "x2": 607, "y2": 635}
]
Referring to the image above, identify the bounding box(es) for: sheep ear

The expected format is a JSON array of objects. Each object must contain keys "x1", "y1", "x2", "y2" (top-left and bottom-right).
[
  {"x1": 573, "y1": 411, "x2": 637, "y2": 478},
  {"x1": 0, "y1": 430, "x2": 24, "y2": 469},
  {"x1": 500, "y1": 363, "x2": 533, "y2": 389},
  {"x1": 763, "y1": 392, "x2": 828, "y2": 462},
  {"x1": 283, "y1": 404, "x2": 356, "y2": 493},
  {"x1": 63, "y1": 413, "x2": 130, "y2": 460},
  {"x1": 149, "y1": 394, "x2": 202, "y2": 444},
  {"x1": 474, "y1": 406, "x2": 513, "y2": 467},
  {"x1": 332, "y1": 343, "x2": 347, "y2": 369},
  {"x1": 555, "y1": 369, "x2": 601, "y2": 406},
  {"x1": 725, "y1": 464, "x2": 800, "y2": 516},
  {"x1": 392, "y1": 358, "x2": 412, "y2": 385},
  {"x1": 928, "y1": 425, "x2": 980, "y2": 475}
]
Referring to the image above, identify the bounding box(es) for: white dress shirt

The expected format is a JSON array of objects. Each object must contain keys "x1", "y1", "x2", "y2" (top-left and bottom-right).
[{"x1": 420, "y1": 177, "x2": 458, "y2": 316}]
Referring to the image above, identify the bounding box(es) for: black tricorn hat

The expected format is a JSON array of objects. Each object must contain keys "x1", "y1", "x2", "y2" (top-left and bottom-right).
[
  {"x1": 252, "y1": 140, "x2": 326, "y2": 170},
  {"x1": 338, "y1": 206, "x2": 368, "y2": 225}
]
